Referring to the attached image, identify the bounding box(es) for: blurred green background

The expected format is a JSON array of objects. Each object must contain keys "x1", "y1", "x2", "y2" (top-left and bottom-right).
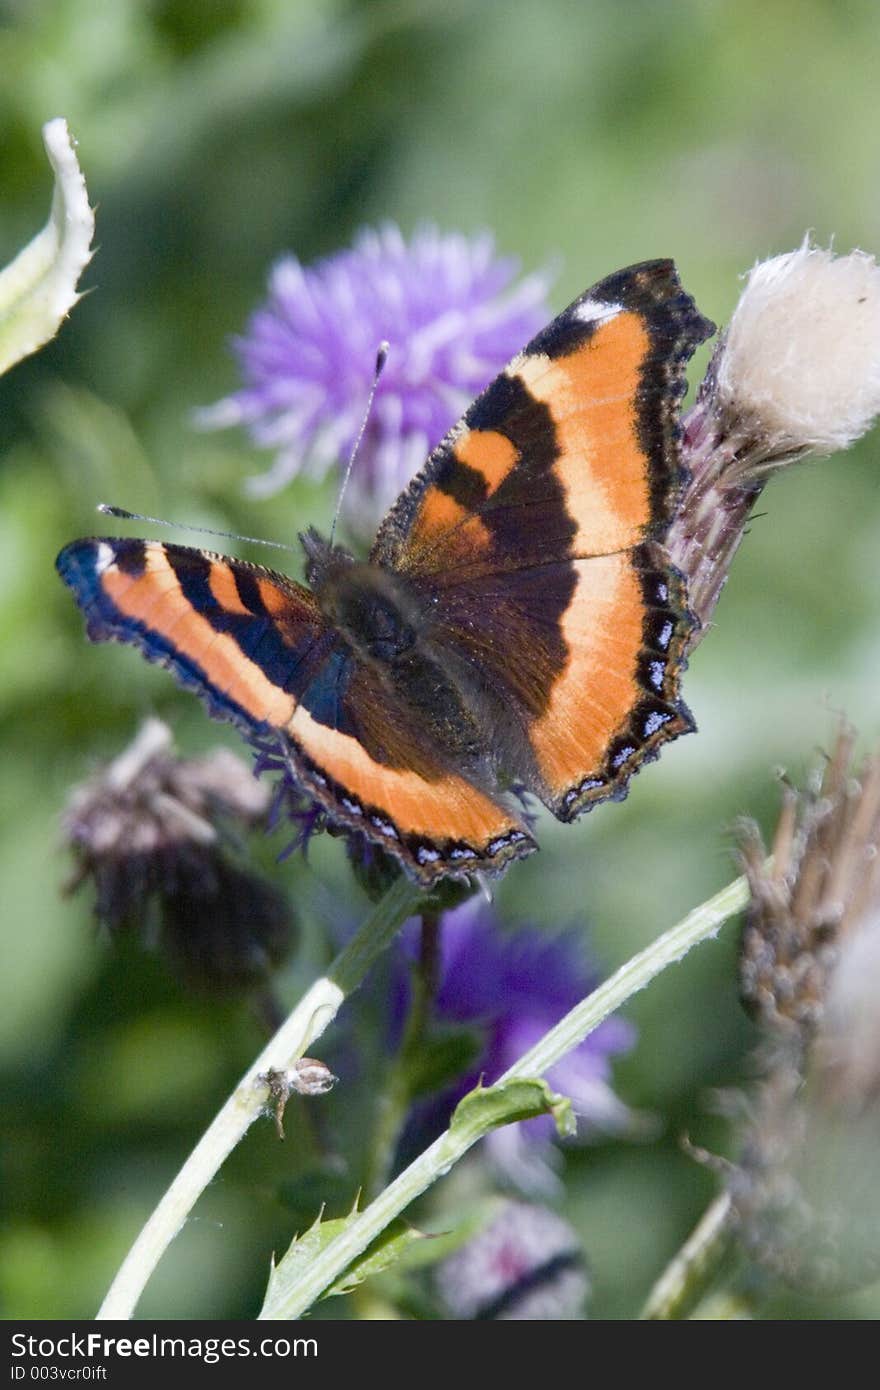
[{"x1": 3, "y1": 0, "x2": 880, "y2": 1320}]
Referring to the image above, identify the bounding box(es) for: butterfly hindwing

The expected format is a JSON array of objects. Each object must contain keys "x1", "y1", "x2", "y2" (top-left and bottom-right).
[
  {"x1": 282, "y1": 656, "x2": 535, "y2": 881},
  {"x1": 425, "y1": 545, "x2": 694, "y2": 817},
  {"x1": 486, "y1": 546, "x2": 695, "y2": 819}
]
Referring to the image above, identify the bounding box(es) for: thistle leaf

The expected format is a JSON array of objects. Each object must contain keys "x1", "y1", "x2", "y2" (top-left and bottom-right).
[
  {"x1": 262, "y1": 1212, "x2": 426, "y2": 1316},
  {"x1": 449, "y1": 1076, "x2": 575, "y2": 1142}
]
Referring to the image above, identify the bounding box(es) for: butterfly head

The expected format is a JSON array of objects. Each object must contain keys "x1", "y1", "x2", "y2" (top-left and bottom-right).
[
  {"x1": 299, "y1": 526, "x2": 355, "y2": 592},
  {"x1": 299, "y1": 525, "x2": 421, "y2": 664}
]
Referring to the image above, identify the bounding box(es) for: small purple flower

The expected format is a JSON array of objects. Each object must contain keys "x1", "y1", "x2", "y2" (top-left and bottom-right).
[
  {"x1": 396, "y1": 899, "x2": 636, "y2": 1195},
  {"x1": 434, "y1": 1200, "x2": 589, "y2": 1320},
  {"x1": 197, "y1": 224, "x2": 551, "y2": 530}
]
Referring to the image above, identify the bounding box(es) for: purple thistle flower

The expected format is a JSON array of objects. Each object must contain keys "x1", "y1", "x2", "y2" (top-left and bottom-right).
[
  {"x1": 197, "y1": 224, "x2": 551, "y2": 530},
  {"x1": 395, "y1": 899, "x2": 636, "y2": 1195}
]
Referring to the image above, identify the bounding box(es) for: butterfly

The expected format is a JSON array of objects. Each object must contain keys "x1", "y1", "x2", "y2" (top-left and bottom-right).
[{"x1": 57, "y1": 260, "x2": 714, "y2": 886}]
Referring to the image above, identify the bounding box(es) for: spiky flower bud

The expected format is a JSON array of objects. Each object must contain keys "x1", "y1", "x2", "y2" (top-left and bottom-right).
[
  {"x1": 670, "y1": 242, "x2": 880, "y2": 643},
  {"x1": 63, "y1": 718, "x2": 294, "y2": 994},
  {"x1": 728, "y1": 727, "x2": 880, "y2": 1291}
]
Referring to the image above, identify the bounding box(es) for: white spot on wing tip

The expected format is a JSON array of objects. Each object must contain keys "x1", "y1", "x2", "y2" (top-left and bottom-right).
[
  {"x1": 573, "y1": 298, "x2": 622, "y2": 325},
  {"x1": 94, "y1": 541, "x2": 116, "y2": 574}
]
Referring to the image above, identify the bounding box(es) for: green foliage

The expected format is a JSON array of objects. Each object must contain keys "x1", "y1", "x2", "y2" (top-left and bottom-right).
[
  {"x1": 3, "y1": 0, "x2": 880, "y2": 1320},
  {"x1": 262, "y1": 1208, "x2": 426, "y2": 1315},
  {"x1": 403, "y1": 1025, "x2": 483, "y2": 1100},
  {"x1": 449, "y1": 1077, "x2": 575, "y2": 1142}
]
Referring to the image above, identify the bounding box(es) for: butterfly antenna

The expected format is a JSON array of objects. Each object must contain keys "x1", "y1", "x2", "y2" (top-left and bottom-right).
[
  {"x1": 328, "y1": 341, "x2": 389, "y2": 550},
  {"x1": 96, "y1": 504, "x2": 299, "y2": 555}
]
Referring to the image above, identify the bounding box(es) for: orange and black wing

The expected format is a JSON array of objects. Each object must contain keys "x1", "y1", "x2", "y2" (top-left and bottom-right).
[
  {"x1": 56, "y1": 537, "x2": 534, "y2": 884},
  {"x1": 281, "y1": 661, "x2": 534, "y2": 883},
  {"x1": 372, "y1": 260, "x2": 714, "y2": 817},
  {"x1": 56, "y1": 538, "x2": 330, "y2": 736}
]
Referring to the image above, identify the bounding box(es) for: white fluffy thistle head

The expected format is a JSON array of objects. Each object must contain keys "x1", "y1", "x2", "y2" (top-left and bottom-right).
[{"x1": 714, "y1": 240, "x2": 880, "y2": 459}]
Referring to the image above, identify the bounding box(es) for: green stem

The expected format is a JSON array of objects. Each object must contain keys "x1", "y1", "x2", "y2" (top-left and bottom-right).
[
  {"x1": 259, "y1": 871, "x2": 750, "y2": 1319},
  {"x1": 499, "y1": 874, "x2": 748, "y2": 1080},
  {"x1": 365, "y1": 911, "x2": 441, "y2": 1199},
  {"x1": 640, "y1": 1191, "x2": 734, "y2": 1319},
  {"x1": 96, "y1": 873, "x2": 423, "y2": 1320},
  {"x1": 688, "y1": 1290, "x2": 756, "y2": 1320}
]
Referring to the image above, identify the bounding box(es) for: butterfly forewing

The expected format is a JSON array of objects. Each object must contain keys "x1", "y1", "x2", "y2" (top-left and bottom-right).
[{"x1": 372, "y1": 260, "x2": 712, "y2": 817}]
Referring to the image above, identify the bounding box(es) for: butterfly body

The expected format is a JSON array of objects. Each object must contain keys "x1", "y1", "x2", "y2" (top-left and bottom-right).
[
  {"x1": 58, "y1": 260, "x2": 714, "y2": 884},
  {"x1": 302, "y1": 534, "x2": 499, "y2": 786}
]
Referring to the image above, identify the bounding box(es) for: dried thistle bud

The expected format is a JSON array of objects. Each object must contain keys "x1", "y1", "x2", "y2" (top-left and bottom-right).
[
  {"x1": 669, "y1": 242, "x2": 880, "y2": 642},
  {"x1": 728, "y1": 727, "x2": 880, "y2": 1291},
  {"x1": 815, "y1": 908, "x2": 880, "y2": 1110},
  {"x1": 434, "y1": 1200, "x2": 589, "y2": 1320},
  {"x1": 729, "y1": 1030, "x2": 880, "y2": 1294},
  {"x1": 737, "y1": 724, "x2": 880, "y2": 1037},
  {"x1": 63, "y1": 718, "x2": 294, "y2": 994}
]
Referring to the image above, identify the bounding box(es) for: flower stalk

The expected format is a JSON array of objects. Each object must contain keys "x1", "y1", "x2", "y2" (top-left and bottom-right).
[
  {"x1": 96, "y1": 872, "x2": 424, "y2": 1320},
  {"x1": 640, "y1": 1192, "x2": 734, "y2": 1319},
  {"x1": 258, "y1": 871, "x2": 750, "y2": 1319},
  {"x1": 364, "y1": 911, "x2": 442, "y2": 1199}
]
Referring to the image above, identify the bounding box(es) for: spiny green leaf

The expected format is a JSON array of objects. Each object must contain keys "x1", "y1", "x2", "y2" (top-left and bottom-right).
[
  {"x1": 389, "y1": 1206, "x2": 498, "y2": 1274},
  {"x1": 324, "y1": 1221, "x2": 426, "y2": 1297},
  {"x1": 262, "y1": 1212, "x2": 426, "y2": 1316},
  {"x1": 448, "y1": 1076, "x2": 574, "y2": 1142}
]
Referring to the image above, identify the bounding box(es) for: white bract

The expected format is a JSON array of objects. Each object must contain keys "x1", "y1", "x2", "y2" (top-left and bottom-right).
[{"x1": 0, "y1": 117, "x2": 94, "y2": 376}]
